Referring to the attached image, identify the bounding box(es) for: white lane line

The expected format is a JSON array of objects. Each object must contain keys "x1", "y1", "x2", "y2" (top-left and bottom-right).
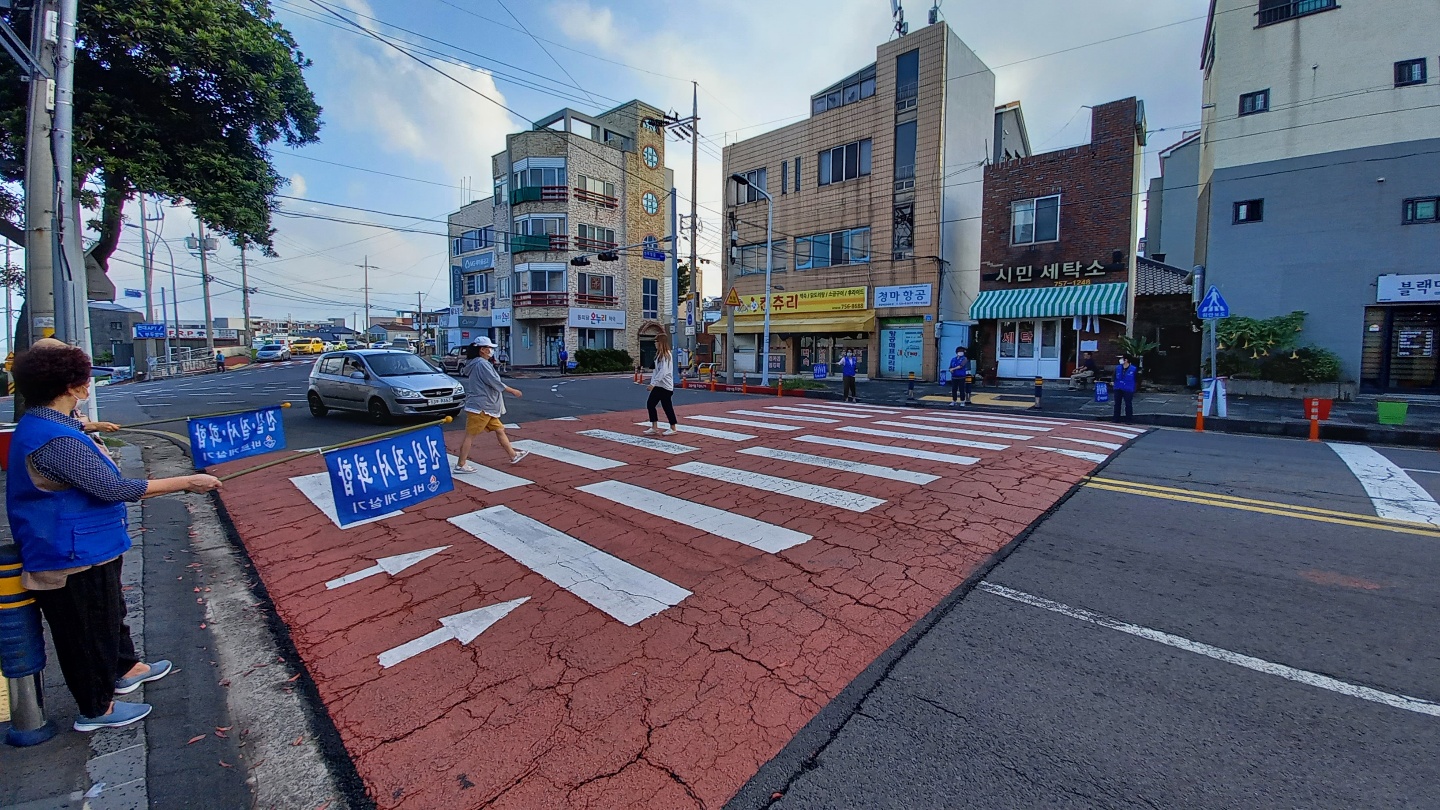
[
  {"x1": 670, "y1": 461, "x2": 885, "y2": 513},
  {"x1": 689, "y1": 414, "x2": 800, "y2": 431},
  {"x1": 1074, "y1": 426, "x2": 1145, "y2": 440},
  {"x1": 980, "y1": 581, "x2": 1440, "y2": 719},
  {"x1": 551, "y1": 416, "x2": 580, "y2": 421},
  {"x1": 873, "y1": 419, "x2": 1035, "y2": 441},
  {"x1": 578, "y1": 480, "x2": 810, "y2": 553},
  {"x1": 449, "y1": 506, "x2": 690, "y2": 626},
  {"x1": 837, "y1": 425, "x2": 1008, "y2": 452},
  {"x1": 631, "y1": 422, "x2": 755, "y2": 441},
  {"x1": 1403, "y1": 468, "x2": 1440, "y2": 475},
  {"x1": 579, "y1": 429, "x2": 698, "y2": 455},
  {"x1": 1047, "y1": 435, "x2": 1123, "y2": 451},
  {"x1": 447, "y1": 455, "x2": 531, "y2": 492},
  {"x1": 512, "y1": 440, "x2": 625, "y2": 471},
  {"x1": 729, "y1": 409, "x2": 838, "y2": 424},
  {"x1": 290, "y1": 472, "x2": 401, "y2": 529},
  {"x1": 1328, "y1": 443, "x2": 1440, "y2": 526},
  {"x1": 796, "y1": 435, "x2": 978, "y2": 466},
  {"x1": 738, "y1": 446, "x2": 939, "y2": 485},
  {"x1": 904, "y1": 414, "x2": 1053, "y2": 432},
  {"x1": 1032, "y1": 446, "x2": 1109, "y2": 463}
]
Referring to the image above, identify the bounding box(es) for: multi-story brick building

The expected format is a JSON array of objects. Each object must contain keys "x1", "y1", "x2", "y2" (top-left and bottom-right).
[
  {"x1": 720, "y1": 21, "x2": 994, "y2": 381},
  {"x1": 971, "y1": 97, "x2": 1146, "y2": 380},
  {"x1": 445, "y1": 100, "x2": 674, "y2": 367}
]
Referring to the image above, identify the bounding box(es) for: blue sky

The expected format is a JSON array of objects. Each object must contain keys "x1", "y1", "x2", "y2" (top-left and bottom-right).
[{"x1": 105, "y1": 0, "x2": 1210, "y2": 325}]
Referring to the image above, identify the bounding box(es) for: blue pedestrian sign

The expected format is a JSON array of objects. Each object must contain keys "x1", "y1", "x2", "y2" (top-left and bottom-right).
[
  {"x1": 189, "y1": 406, "x2": 286, "y2": 467},
  {"x1": 325, "y1": 425, "x2": 453, "y2": 527},
  {"x1": 1197, "y1": 285, "x2": 1230, "y2": 320}
]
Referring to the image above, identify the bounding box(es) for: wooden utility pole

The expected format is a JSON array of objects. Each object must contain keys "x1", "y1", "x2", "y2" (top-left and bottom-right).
[
  {"x1": 357, "y1": 256, "x2": 372, "y2": 339},
  {"x1": 23, "y1": 0, "x2": 58, "y2": 347}
]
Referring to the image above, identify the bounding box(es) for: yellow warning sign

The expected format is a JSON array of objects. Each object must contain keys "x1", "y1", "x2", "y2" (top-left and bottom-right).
[{"x1": 725, "y1": 287, "x2": 742, "y2": 307}]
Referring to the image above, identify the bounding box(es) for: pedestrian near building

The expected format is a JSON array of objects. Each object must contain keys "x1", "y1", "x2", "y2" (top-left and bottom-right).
[
  {"x1": 214, "y1": 350, "x2": 225, "y2": 372},
  {"x1": 840, "y1": 349, "x2": 859, "y2": 402},
  {"x1": 454, "y1": 338, "x2": 528, "y2": 471},
  {"x1": 640, "y1": 331, "x2": 678, "y2": 435},
  {"x1": 948, "y1": 347, "x2": 969, "y2": 406},
  {"x1": 496, "y1": 344, "x2": 509, "y2": 374},
  {"x1": 1069, "y1": 351, "x2": 1097, "y2": 390},
  {"x1": 6, "y1": 344, "x2": 222, "y2": 732},
  {"x1": 557, "y1": 345, "x2": 568, "y2": 375},
  {"x1": 1112, "y1": 354, "x2": 1138, "y2": 422}
]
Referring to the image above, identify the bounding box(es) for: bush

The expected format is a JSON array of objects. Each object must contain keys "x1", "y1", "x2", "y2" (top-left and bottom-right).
[
  {"x1": 779, "y1": 378, "x2": 829, "y2": 390},
  {"x1": 1256, "y1": 346, "x2": 1342, "y2": 384},
  {"x1": 574, "y1": 348, "x2": 633, "y2": 373}
]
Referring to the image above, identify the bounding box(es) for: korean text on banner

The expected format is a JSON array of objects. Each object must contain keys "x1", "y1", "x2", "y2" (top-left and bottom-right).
[
  {"x1": 324, "y1": 425, "x2": 453, "y2": 527},
  {"x1": 189, "y1": 406, "x2": 286, "y2": 467}
]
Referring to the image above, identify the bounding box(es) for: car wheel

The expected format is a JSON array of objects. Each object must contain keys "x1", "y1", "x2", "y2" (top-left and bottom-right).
[
  {"x1": 307, "y1": 391, "x2": 328, "y2": 417},
  {"x1": 367, "y1": 398, "x2": 392, "y2": 426}
]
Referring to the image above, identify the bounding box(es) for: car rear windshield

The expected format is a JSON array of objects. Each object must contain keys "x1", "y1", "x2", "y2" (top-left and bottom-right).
[
  {"x1": 365, "y1": 353, "x2": 436, "y2": 376},
  {"x1": 260, "y1": 345, "x2": 283, "y2": 351}
]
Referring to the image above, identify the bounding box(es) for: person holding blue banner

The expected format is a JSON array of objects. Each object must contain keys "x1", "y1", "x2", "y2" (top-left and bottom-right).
[
  {"x1": 454, "y1": 338, "x2": 528, "y2": 472},
  {"x1": 6, "y1": 344, "x2": 222, "y2": 732}
]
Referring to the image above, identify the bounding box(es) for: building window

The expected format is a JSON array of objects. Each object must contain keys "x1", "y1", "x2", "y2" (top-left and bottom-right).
[
  {"x1": 516, "y1": 215, "x2": 566, "y2": 236},
  {"x1": 1403, "y1": 197, "x2": 1439, "y2": 224},
  {"x1": 498, "y1": 276, "x2": 511, "y2": 299},
  {"x1": 1233, "y1": 199, "x2": 1264, "y2": 224},
  {"x1": 576, "y1": 175, "x2": 616, "y2": 198},
  {"x1": 735, "y1": 240, "x2": 789, "y2": 276},
  {"x1": 528, "y1": 268, "x2": 565, "y2": 292},
  {"x1": 1011, "y1": 195, "x2": 1060, "y2": 245},
  {"x1": 896, "y1": 49, "x2": 919, "y2": 110},
  {"x1": 513, "y1": 164, "x2": 567, "y2": 189},
  {"x1": 793, "y1": 157, "x2": 801, "y2": 192},
  {"x1": 1395, "y1": 58, "x2": 1428, "y2": 87},
  {"x1": 733, "y1": 167, "x2": 767, "y2": 204},
  {"x1": 1239, "y1": 89, "x2": 1269, "y2": 116},
  {"x1": 818, "y1": 139, "x2": 872, "y2": 186},
  {"x1": 781, "y1": 160, "x2": 788, "y2": 195},
  {"x1": 642, "y1": 278, "x2": 659, "y2": 319},
  {"x1": 578, "y1": 328, "x2": 614, "y2": 349},
  {"x1": 577, "y1": 272, "x2": 615, "y2": 304},
  {"x1": 795, "y1": 229, "x2": 869, "y2": 270},
  {"x1": 810, "y1": 64, "x2": 877, "y2": 116},
  {"x1": 894, "y1": 121, "x2": 917, "y2": 190},
  {"x1": 1257, "y1": 0, "x2": 1336, "y2": 26},
  {"x1": 494, "y1": 177, "x2": 508, "y2": 205},
  {"x1": 892, "y1": 205, "x2": 914, "y2": 259},
  {"x1": 577, "y1": 224, "x2": 617, "y2": 250}
]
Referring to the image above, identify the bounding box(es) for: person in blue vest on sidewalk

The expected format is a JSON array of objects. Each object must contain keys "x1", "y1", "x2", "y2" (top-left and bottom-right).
[
  {"x1": 840, "y1": 349, "x2": 859, "y2": 402},
  {"x1": 1112, "y1": 354, "x2": 1138, "y2": 422},
  {"x1": 948, "y1": 347, "x2": 969, "y2": 406},
  {"x1": 6, "y1": 344, "x2": 222, "y2": 732}
]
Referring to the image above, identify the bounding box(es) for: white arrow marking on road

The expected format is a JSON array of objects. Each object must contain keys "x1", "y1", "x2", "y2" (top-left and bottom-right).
[
  {"x1": 325, "y1": 546, "x2": 450, "y2": 590},
  {"x1": 377, "y1": 597, "x2": 529, "y2": 669}
]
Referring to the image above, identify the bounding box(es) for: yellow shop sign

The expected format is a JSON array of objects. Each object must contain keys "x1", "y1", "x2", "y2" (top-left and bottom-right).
[{"x1": 736, "y1": 286, "x2": 869, "y2": 316}]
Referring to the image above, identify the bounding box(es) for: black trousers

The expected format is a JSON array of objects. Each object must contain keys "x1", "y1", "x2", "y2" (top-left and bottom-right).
[
  {"x1": 1112, "y1": 389, "x2": 1134, "y2": 421},
  {"x1": 33, "y1": 557, "x2": 138, "y2": 717},
  {"x1": 842, "y1": 376, "x2": 857, "y2": 401},
  {"x1": 950, "y1": 376, "x2": 968, "y2": 402},
  {"x1": 647, "y1": 387, "x2": 677, "y2": 425}
]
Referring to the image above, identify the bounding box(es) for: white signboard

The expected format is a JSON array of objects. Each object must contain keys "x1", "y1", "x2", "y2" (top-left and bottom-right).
[
  {"x1": 491, "y1": 308, "x2": 512, "y2": 327},
  {"x1": 874, "y1": 284, "x2": 933, "y2": 308},
  {"x1": 1377, "y1": 273, "x2": 1440, "y2": 303},
  {"x1": 167, "y1": 327, "x2": 239, "y2": 340},
  {"x1": 567, "y1": 308, "x2": 626, "y2": 330}
]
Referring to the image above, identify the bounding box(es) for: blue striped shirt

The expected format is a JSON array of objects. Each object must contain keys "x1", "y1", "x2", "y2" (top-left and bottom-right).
[{"x1": 26, "y1": 407, "x2": 147, "y2": 503}]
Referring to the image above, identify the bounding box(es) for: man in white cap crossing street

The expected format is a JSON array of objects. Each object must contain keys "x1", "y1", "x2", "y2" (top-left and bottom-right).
[{"x1": 454, "y1": 337, "x2": 528, "y2": 471}]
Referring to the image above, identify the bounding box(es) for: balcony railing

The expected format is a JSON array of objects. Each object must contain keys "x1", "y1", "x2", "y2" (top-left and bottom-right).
[
  {"x1": 573, "y1": 188, "x2": 620, "y2": 208},
  {"x1": 575, "y1": 237, "x2": 619, "y2": 252},
  {"x1": 574, "y1": 293, "x2": 619, "y2": 308},
  {"x1": 511, "y1": 234, "x2": 569, "y2": 253},
  {"x1": 513, "y1": 292, "x2": 568, "y2": 308},
  {"x1": 511, "y1": 185, "x2": 569, "y2": 204},
  {"x1": 1257, "y1": 0, "x2": 1335, "y2": 26}
]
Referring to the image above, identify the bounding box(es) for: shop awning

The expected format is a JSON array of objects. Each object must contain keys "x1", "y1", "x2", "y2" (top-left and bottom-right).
[
  {"x1": 731, "y1": 313, "x2": 876, "y2": 334},
  {"x1": 969, "y1": 282, "x2": 1128, "y2": 320}
]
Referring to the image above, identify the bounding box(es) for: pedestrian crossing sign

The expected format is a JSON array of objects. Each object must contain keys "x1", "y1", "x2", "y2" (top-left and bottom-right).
[{"x1": 725, "y1": 287, "x2": 742, "y2": 307}]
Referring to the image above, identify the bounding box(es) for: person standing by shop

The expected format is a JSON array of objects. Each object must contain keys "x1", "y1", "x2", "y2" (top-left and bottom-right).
[
  {"x1": 840, "y1": 349, "x2": 859, "y2": 402},
  {"x1": 454, "y1": 338, "x2": 528, "y2": 471},
  {"x1": 7, "y1": 344, "x2": 223, "y2": 732},
  {"x1": 948, "y1": 347, "x2": 969, "y2": 406},
  {"x1": 557, "y1": 343, "x2": 568, "y2": 376},
  {"x1": 214, "y1": 349, "x2": 225, "y2": 373},
  {"x1": 640, "y1": 331, "x2": 678, "y2": 435},
  {"x1": 1112, "y1": 354, "x2": 1138, "y2": 422}
]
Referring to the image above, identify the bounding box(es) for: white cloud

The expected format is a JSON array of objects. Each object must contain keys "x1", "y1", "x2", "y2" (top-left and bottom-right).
[{"x1": 289, "y1": 173, "x2": 308, "y2": 197}]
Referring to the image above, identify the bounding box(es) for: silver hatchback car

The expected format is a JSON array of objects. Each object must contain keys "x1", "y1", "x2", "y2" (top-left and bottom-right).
[{"x1": 307, "y1": 350, "x2": 465, "y2": 425}]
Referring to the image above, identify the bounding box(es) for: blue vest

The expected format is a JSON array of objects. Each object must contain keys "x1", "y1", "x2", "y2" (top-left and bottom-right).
[{"x1": 5, "y1": 414, "x2": 131, "y2": 572}]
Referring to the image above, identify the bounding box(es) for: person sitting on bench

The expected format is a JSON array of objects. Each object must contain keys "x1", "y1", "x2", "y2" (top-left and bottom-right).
[{"x1": 1069, "y1": 351, "x2": 1098, "y2": 390}]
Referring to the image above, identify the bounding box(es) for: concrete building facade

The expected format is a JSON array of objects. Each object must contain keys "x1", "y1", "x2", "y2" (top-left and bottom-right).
[
  {"x1": 1144, "y1": 131, "x2": 1200, "y2": 268},
  {"x1": 719, "y1": 22, "x2": 995, "y2": 381}
]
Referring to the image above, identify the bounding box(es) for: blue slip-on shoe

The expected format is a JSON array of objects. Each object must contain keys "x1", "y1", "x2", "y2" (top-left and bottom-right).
[
  {"x1": 114, "y1": 660, "x2": 172, "y2": 695},
  {"x1": 74, "y1": 701, "x2": 151, "y2": 732}
]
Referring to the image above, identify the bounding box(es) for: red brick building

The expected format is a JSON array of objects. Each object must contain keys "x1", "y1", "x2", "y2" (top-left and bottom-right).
[{"x1": 969, "y1": 97, "x2": 1146, "y2": 380}]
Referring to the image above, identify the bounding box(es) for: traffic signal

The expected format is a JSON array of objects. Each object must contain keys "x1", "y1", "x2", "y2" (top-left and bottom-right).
[
  {"x1": 570, "y1": 256, "x2": 591, "y2": 266},
  {"x1": 597, "y1": 251, "x2": 620, "y2": 262}
]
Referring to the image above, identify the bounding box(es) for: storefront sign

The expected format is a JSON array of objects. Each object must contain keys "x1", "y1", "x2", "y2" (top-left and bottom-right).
[
  {"x1": 1397, "y1": 329, "x2": 1435, "y2": 358},
  {"x1": 568, "y1": 308, "x2": 626, "y2": 329},
  {"x1": 461, "y1": 252, "x2": 495, "y2": 272},
  {"x1": 880, "y1": 327, "x2": 923, "y2": 376},
  {"x1": 1378, "y1": 274, "x2": 1440, "y2": 303},
  {"x1": 463, "y1": 294, "x2": 496, "y2": 313},
  {"x1": 167, "y1": 327, "x2": 239, "y2": 340},
  {"x1": 874, "y1": 284, "x2": 933, "y2": 308},
  {"x1": 994, "y1": 260, "x2": 1109, "y2": 284},
  {"x1": 736, "y1": 286, "x2": 867, "y2": 316}
]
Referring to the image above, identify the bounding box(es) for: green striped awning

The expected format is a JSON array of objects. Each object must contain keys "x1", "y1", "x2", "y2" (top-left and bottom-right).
[{"x1": 969, "y1": 282, "x2": 1128, "y2": 320}]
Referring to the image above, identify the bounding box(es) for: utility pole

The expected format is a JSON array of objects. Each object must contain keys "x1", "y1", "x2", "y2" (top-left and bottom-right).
[
  {"x1": 726, "y1": 211, "x2": 736, "y2": 384},
  {"x1": 240, "y1": 243, "x2": 252, "y2": 348},
  {"x1": 23, "y1": 0, "x2": 57, "y2": 348},
  {"x1": 54, "y1": 0, "x2": 95, "y2": 422},
  {"x1": 416, "y1": 291, "x2": 423, "y2": 350},
  {"x1": 357, "y1": 256, "x2": 372, "y2": 339},
  {"x1": 5, "y1": 241, "x2": 13, "y2": 354},
  {"x1": 137, "y1": 193, "x2": 157, "y2": 368},
  {"x1": 193, "y1": 221, "x2": 216, "y2": 354},
  {"x1": 688, "y1": 82, "x2": 699, "y2": 354}
]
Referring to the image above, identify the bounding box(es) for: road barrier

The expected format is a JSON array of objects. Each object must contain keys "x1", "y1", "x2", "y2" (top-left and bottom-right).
[{"x1": 1, "y1": 542, "x2": 55, "y2": 746}]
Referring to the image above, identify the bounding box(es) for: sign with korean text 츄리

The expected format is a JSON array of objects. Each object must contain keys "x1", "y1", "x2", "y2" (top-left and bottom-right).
[
  {"x1": 188, "y1": 406, "x2": 286, "y2": 468},
  {"x1": 874, "y1": 284, "x2": 933, "y2": 308},
  {"x1": 993, "y1": 260, "x2": 1109, "y2": 285},
  {"x1": 736, "y1": 286, "x2": 868, "y2": 317},
  {"x1": 1377, "y1": 274, "x2": 1440, "y2": 303},
  {"x1": 324, "y1": 425, "x2": 453, "y2": 527}
]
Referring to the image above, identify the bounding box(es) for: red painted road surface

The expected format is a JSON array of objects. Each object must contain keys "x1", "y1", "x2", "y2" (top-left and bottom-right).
[{"x1": 216, "y1": 399, "x2": 1143, "y2": 808}]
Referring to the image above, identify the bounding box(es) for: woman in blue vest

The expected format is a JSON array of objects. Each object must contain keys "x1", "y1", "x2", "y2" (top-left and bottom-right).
[
  {"x1": 6, "y1": 344, "x2": 222, "y2": 732},
  {"x1": 1112, "y1": 354, "x2": 1139, "y2": 422}
]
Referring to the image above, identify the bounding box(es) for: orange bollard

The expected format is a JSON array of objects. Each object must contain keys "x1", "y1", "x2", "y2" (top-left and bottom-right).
[
  {"x1": 1307, "y1": 398, "x2": 1321, "y2": 442},
  {"x1": 1195, "y1": 390, "x2": 1205, "y2": 432},
  {"x1": 777, "y1": 378, "x2": 784, "y2": 397},
  {"x1": 742, "y1": 373, "x2": 748, "y2": 395}
]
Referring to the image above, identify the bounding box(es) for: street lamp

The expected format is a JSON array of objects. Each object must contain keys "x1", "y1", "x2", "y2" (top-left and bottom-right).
[{"x1": 730, "y1": 173, "x2": 774, "y2": 386}]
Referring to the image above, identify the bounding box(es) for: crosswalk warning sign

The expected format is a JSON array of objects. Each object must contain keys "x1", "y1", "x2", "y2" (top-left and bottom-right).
[{"x1": 725, "y1": 288, "x2": 742, "y2": 307}]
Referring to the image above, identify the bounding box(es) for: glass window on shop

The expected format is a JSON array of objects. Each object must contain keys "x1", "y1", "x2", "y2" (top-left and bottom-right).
[{"x1": 1363, "y1": 306, "x2": 1439, "y2": 391}]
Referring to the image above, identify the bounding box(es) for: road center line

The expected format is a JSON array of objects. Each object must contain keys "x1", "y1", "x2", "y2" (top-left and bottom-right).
[
  {"x1": 577, "y1": 480, "x2": 811, "y2": 553},
  {"x1": 669, "y1": 461, "x2": 886, "y2": 513},
  {"x1": 737, "y1": 446, "x2": 939, "y2": 485},
  {"x1": 1328, "y1": 443, "x2": 1440, "y2": 526},
  {"x1": 978, "y1": 581, "x2": 1440, "y2": 718}
]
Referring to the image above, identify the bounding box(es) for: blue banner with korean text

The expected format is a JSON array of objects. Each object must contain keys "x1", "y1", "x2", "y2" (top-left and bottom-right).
[
  {"x1": 189, "y1": 406, "x2": 286, "y2": 467},
  {"x1": 324, "y1": 425, "x2": 453, "y2": 527}
]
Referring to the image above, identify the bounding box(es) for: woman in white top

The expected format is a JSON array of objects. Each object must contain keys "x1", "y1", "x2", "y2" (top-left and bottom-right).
[{"x1": 641, "y1": 330, "x2": 678, "y2": 435}]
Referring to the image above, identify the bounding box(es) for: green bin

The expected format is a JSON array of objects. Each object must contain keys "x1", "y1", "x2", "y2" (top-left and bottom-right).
[{"x1": 1376, "y1": 400, "x2": 1408, "y2": 426}]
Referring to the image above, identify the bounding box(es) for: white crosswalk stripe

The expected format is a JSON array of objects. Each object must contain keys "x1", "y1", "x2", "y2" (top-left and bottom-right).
[
  {"x1": 511, "y1": 440, "x2": 625, "y2": 471},
  {"x1": 729, "y1": 409, "x2": 839, "y2": 424},
  {"x1": 1047, "y1": 435, "x2": 1123, "y2": 451},
  {"x1": 290, "y1": 472, "x2": 401, "y2": 529},
  {"x1": 943, "y1": 412, "x2": 1075, "y2": 427},
  {"x1": 823, "y1": 402, "x2": 900, "y2": 412},
  {"x1": 764, "y1": 405, "x2": 874, "y2": 419},
  {"x1": 737, "y1": 446, "x2": 939, "y2": 485},
  {"x1": 796, "y1": 435, "x2": 978, "y2": 466},
  {"x1": 448, "y1": 506, "x2": 691, "y2": 626},
  {"x1": 689, "y1": 414, "x2": 801, "y2": 431},
  {"x1": 837, "y1": 425, "x2": 1009, "y2": 452},
  {"x1": 1074, "y1": 426, "x2": 1144, "y2": 439},
  {"x1": 784, "y1": 402, "x2": 902, "y2": 415},
  {"x1": 577, "y1": 481, "x2": 811, "y2": 553},
  {"x1": 1033, "y1": 446, "x2": 1109, "y2": 463},
  {"x1": 873, "y1": 420, "x2": 1036, "y2": 441},
  {"x1": 447, "y1": 455, "x2": 531, "y2": 492},
  {"x1": 579, "y1": 429, "x2": 698, "y2": 454},
  {"x1": 632, "y1": 422, "x2": 755, "y2": 441},
  {"x1": 903, "y1": 414, "x2": 1053, "y2": 432},
  {"x1": 670, "y1": 461, "x2": 885, "y2": 513}
]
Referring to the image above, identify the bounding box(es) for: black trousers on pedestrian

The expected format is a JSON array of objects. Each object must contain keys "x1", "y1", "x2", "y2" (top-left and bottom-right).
[
  {"x1": 647, "y1": 387, "x2": 677, "y2": 426},
  {"x1": 33, "y1": 557, "x2": 138, "y2": 717},
  {"x1": 842, "y1": 375, "x2": 857, "y2": 401},
  {"x1": 950, "y1": 376, "x2": 967, "y2": 402},
  {"x1": 1112, "y1": 389, "x2": 1134, "y2": 421}
]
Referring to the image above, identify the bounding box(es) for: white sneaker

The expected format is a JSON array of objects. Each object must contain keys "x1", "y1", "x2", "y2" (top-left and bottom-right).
[
  {"x1": 452, "y1": 464, "x2": 475, "y2": 473},
  {"x1": 510, "y1": 449, "x2": 529, "y2": 465},
  {"x1": 662, "y1": 428, "x2": 677, "y2": 436},
  {"x1": 643, "y1": 427, "x2": 658, "y2": 435}
]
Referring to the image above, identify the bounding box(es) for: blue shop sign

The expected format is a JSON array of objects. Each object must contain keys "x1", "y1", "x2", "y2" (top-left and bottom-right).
[
  {"x1": 461, "y1": 252, "x2": 495, "y2": 272},
  {"x1": 324, "y1": 425, "x2": 453, "y2": 527},
  {"x1": 189, "y1": 406, "x2": 286, "y2": 467}
]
